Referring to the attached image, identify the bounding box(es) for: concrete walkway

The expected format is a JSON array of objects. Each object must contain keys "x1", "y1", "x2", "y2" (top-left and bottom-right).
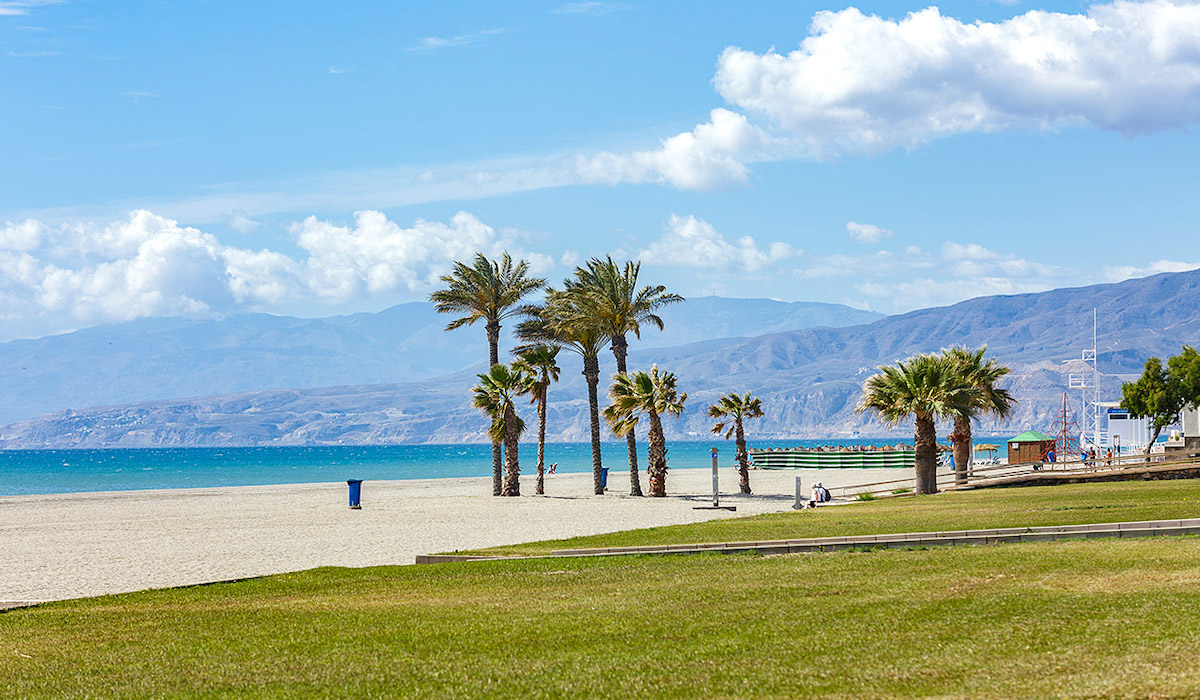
[{"x1": 416, "y1": 517, "x2": 1200, "y2": 563}]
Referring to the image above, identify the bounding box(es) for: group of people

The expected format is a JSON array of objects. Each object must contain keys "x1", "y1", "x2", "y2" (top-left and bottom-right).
[
  {"x1": 807, "y1": 481, "x2": 832, "y2": 507},
  {"x1": 1044, "y1": 446, "x2": 1114, "y2": 468}
]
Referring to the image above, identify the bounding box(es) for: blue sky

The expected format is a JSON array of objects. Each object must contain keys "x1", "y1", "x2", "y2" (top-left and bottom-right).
[{"x1": 2, "y1": 0, "x2": 1199, "y2": 340}]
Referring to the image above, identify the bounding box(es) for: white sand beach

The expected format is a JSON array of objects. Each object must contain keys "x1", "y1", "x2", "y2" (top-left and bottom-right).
[{"x1": 0, "y1": 466, "x2": 913, "y2": 604}]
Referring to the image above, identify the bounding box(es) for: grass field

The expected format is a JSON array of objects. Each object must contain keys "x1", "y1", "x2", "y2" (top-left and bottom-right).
[
  {"x1": 4, "y1": 480, "x2": 1200, "y2": 698},
  {"x1": 462, "y1": 479, "x2": 1200, "y2": 556}
]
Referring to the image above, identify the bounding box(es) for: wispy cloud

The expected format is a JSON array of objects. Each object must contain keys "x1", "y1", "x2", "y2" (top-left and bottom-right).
[
  {"x1": 1104, "y1": 260, "x2": 1199, "y2": 282},
  {"x1": 408, "y1": 27, "x2": 505, "y2": 52},
  {"x1": 327, "y1": 66, "x2": 348, "y2": 74},
  {"x1": 121, "y1": 89, "x2": 159, "y2": 104},
  {"x1": 0, "y1": 0, "x2": 63, "y2": 17},
  {"x1": 553, "y1": 2, "x2": 627, "y2": 16},
  {"x1": 5, "y1": 49, "x2": 59, "y2": 57}
]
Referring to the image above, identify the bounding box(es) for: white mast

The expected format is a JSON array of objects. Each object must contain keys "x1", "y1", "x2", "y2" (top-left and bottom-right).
[{"x1": 1068, "y1": 308, "x2": 1102, "y2": 451}]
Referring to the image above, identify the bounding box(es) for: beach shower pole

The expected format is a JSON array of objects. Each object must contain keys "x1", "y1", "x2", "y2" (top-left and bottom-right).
[
  {"x1": 711, "y1": 447, "x2": 719, "y2": 507},
  {"x1": 694, "y1": 447, "x2": 735, "y2": 511}
]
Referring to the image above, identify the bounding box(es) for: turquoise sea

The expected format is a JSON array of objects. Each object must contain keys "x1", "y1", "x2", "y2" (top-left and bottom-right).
[{"x1": 0, "y1": 439, "x2": 919, "y2": 496}]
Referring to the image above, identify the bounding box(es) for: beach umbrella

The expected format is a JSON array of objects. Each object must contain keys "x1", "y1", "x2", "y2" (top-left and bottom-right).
[{"x1": 974, "y1": 443, "x2": 1000, "y2": 452}]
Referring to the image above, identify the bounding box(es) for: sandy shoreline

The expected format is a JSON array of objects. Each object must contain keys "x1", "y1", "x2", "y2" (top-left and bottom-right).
[{"x1": 0, "y1": 466, "x2": 913, "y2": 604}]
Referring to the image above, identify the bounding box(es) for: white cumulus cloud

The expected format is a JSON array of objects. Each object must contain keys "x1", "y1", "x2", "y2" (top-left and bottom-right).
[
  {"x1": 576, "y1": 109, "x2": 779, "y2": 191},
  {"x1": 0, "y1": 209, "x2": 549, "y2": 339},
  {"x1": 639, "y1": 214, "x2": 796, "y2": 272},
  {"x1": 713, "y1": 1, "x2": 1200, "y2": 157}
]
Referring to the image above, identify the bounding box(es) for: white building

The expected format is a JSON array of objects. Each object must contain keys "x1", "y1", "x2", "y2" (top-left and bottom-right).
[{"x1": 1097, "y1": 403, "x2": 1151, "y2": 453}]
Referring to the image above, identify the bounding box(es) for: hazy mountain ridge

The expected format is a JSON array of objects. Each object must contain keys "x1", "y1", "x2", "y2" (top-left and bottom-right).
[
  {"x1": 0, "y1": 297, "x2": 881, "y2": 426},
  {"x1": 3, "y1": 270, "x2": 1197, "y2": 449}
]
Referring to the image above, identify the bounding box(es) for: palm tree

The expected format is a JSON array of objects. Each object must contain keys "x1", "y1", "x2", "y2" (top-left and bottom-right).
[
  {"x1": 707, "y1": 392, "x2": 764, "y2": 494},
  {"x1": 943, "y1": 346, "x2": 1017, "y2": 485},
  {"x1": 430, "y1": 252, "x2": 545, "y2": 496},
  {"x1": 855, "y1": 353, "x2": 978, "y2": 495},
  {"x1": 513, "y1": 344, "x2": 560, "y2": 495},
  {"x1": 517, "y1": 286, "x2": 611, "y2": 495},
  {"x1": 604, "y1": 365, "x2": 687, "y2": 498},
  {"x1": 471, "y1": 363, "x2": 529, "y2": 497},
  {"x1": 571, "y1": 257, "x2": 683, "y2": 496}
]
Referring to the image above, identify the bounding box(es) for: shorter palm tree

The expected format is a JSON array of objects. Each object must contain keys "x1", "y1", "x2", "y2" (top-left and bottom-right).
[
  {"x1": 707, "y1": 392, "x2": 764, "y2": 494},
  {"x1": 856, "y1": 353, "x2": 977, "y2": 494},
  {"x1": 604, "y1": 365, "x2": 687, "y2": 498},
  {"x1": 513, "y1": 345, "x2": 560, "y2": 495},
  {"x1": 471, "y1": 364, "x2": 529, "y2": 497},
  {"x1": 943, "y1": 346, "x2": 1016, "y2": 484}
]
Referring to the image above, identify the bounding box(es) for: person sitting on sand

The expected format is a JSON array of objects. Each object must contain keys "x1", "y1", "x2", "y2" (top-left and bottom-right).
[{"x1": 548, "y1": 462, "x2": 557, "y2": 474}]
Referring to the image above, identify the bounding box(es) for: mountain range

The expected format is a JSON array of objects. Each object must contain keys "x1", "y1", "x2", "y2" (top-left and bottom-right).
[
  {"x1": 0, "y1": 297, "x2": 882, "y2": 427},
  {"x1": 4, "y1": 269, "x2": 1198, "y2": 449}
]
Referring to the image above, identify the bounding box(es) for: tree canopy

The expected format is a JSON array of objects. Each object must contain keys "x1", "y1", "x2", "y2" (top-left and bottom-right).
[{"x1": 1121, "y1": 346, "x2": 1200, "y2": 449}]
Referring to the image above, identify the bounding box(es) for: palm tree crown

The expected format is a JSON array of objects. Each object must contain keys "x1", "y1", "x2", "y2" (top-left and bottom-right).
[
  {"x1": 707, "y1": 393, "x2": 765, "y2": 439},
  {"x1": 569, "y1": 256, "x2": 683, "y2": 342},
  {"x1": 943, "y1": 346, "x2": 1015, "y2": 418},
  {"x1": 471, "y1": 364, "x2": 529, "y2": 444},
  {"x1": 856, "y1": 353, "x2": 978, "y2": 428},
  {"x1": 430, "y1": 252, "x2": 546, "y2": 366}
]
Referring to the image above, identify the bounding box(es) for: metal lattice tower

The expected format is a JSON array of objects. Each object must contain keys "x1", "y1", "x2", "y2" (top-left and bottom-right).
[
  {"x1": 1048, "y1": 392, "x2": 1081, "y2": 459},
  {"x1": 1066, "y1": 309, "x2": 1102, "y2": 451}
]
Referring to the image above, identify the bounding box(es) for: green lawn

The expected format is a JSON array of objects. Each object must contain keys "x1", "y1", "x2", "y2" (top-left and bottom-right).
[
  {"x1": 4, "y1": 538, "x2": 1200, "y2": 698},
  {"x1": 460, "y1": 479, "x2": 1200, "y2": 556},
  {"x1": 6, "y1": 480, "x2": 1200, "y2": 698}
]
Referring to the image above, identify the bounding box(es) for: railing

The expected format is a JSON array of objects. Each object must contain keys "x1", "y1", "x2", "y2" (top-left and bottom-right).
[{"x1": 832, "y1": 449, "x2": 1200, "y2": 499}]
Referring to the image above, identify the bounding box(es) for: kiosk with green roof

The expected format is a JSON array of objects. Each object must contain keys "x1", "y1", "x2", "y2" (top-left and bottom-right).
[{"x1": 1008, "y1": 430, "x2": 1056, "y2": 464}]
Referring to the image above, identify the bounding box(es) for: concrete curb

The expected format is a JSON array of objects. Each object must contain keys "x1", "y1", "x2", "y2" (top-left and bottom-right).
[{"x1": 415, "y1": 518, "x2": 1200, "y2": 564}]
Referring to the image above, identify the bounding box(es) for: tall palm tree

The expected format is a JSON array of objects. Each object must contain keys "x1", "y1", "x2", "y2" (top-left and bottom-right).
[
  {"x1": 471, "y1": 363, "x2": 529, "y2": 497},
  {"x1": 707, "y1": 392, "x2": 764, "y2": 494},
  {"x1": 517, "y1": 286, "x2": 611, "y2": 495},
  {"x1": 855, "y1": 353, "x2": 978, "y2": 495},
  {"x1": 604, "y1": 365, "x2": 687, "y2": 498},
  {"x1": 571, "y1": 257, "x2": 683, "y2": 497},
  {"x1": 430, "y1": 252, "x2": 545, "y2": 496},
  {"x1": 943, "y1": 346, "x2": 1017, "y2": 485},
  {"x1": 513, "y1": 344, "x2": 560, "y2": 495}
]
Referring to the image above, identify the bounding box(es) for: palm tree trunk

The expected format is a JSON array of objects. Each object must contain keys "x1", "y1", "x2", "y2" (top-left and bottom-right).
[
  {"x1": 611, "y1": 334, "x2": 643, "y2": 497},
  {"x1": 950, "y1": 415, "x2": 971, "y2": 486},
  {"x1": 735, "y1": 420, "x2": 751, "y2": 494},
  {"x1": 914, "y1": 414, "x2": 938, "y2": 495},
  {"x1": 487, "y1": 321, "x2": 502, "y2": 497},
  {"x1": 502, "y1": 404, "x2": 520, "y2": 496},
  {"x1": 535, "y1": 391, "x2": 547, "y2": 495},
  {"x1": 647, "y1": 411, "x2": 667, "y2": 497},
  {"x1": 584, "y1": 355, "x2": 604, "y2": 495}
]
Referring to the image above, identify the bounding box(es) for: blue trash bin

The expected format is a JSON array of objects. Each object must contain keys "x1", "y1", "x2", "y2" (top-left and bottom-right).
[
  {"x1": 600, "y1": 467, "x2": 608, "y2": 489},
  {"x1": 347, "y1": 479, "x2": 363, "y2": 509}
]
